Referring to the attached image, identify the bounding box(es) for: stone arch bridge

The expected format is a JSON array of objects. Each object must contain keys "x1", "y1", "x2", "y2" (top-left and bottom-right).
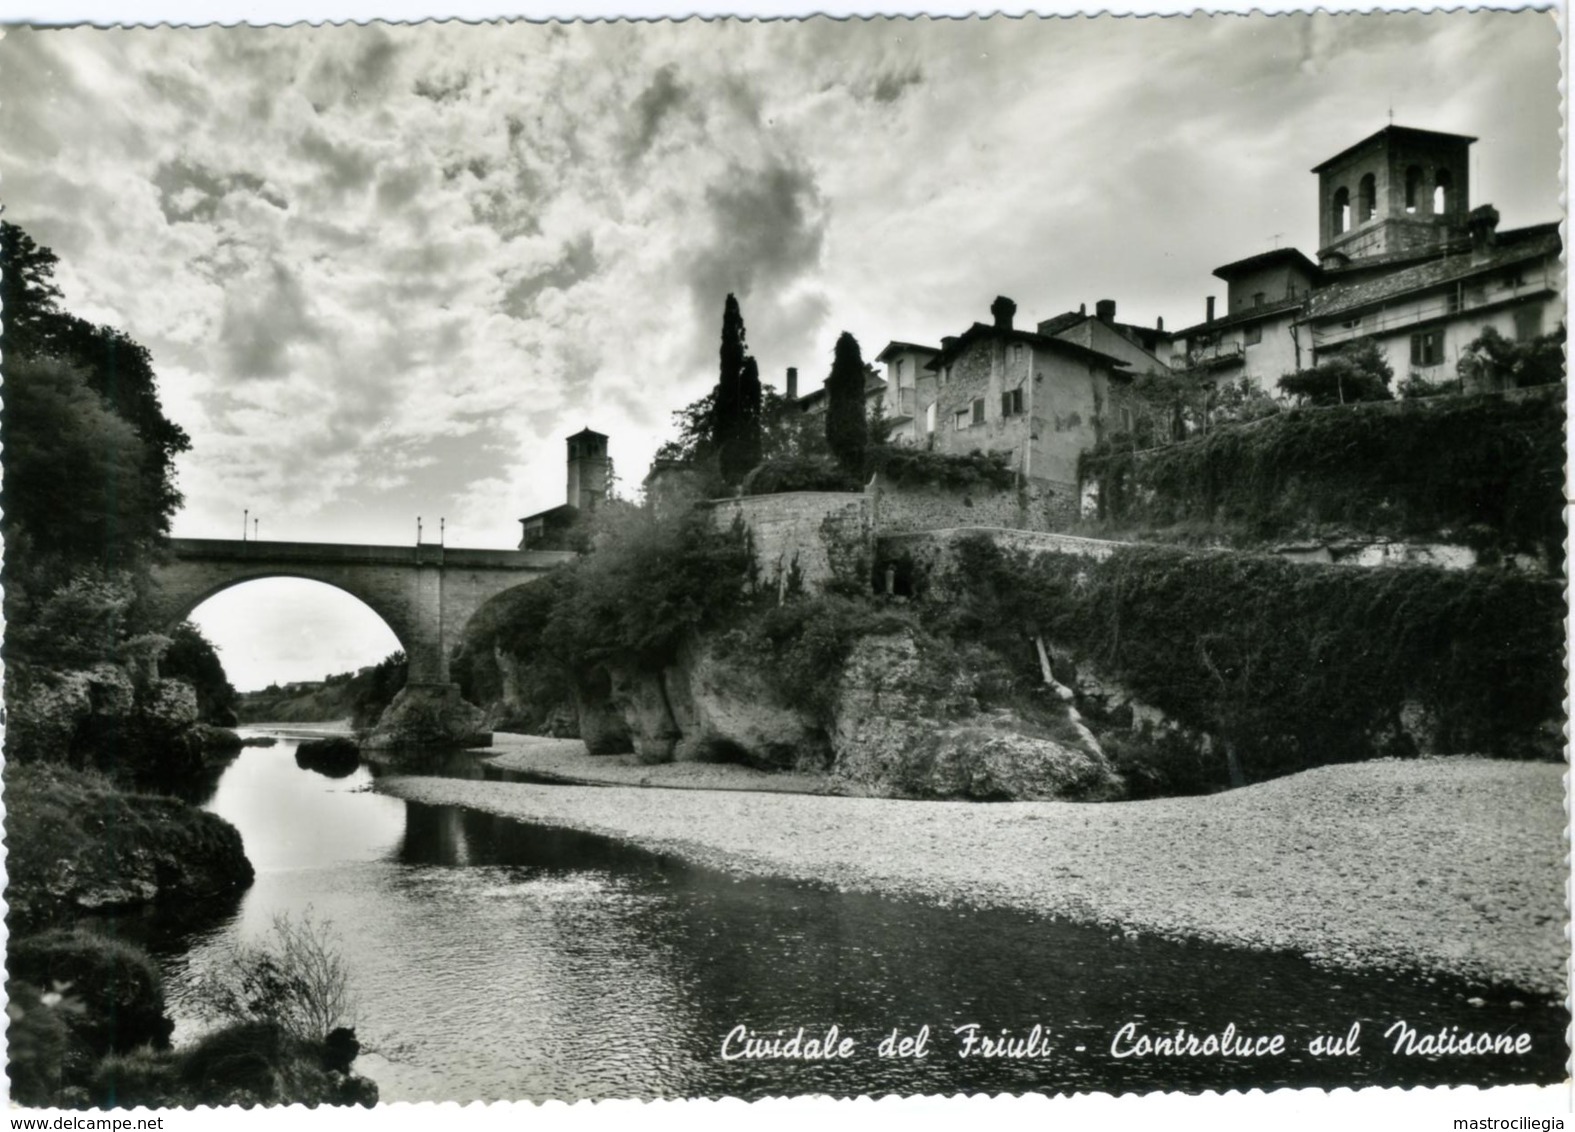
[{"x1": 149, "y1": 538, "x2": 576, "y2": 741}]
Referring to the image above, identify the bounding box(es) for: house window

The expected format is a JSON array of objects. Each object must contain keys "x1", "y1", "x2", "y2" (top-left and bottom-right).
[
  {"x1": 1504, "y1": 267, "x2": 1526, "y2": 289},
  {"x1": 1253, "y1": 292, "x2": 1265, "y2": 308},
  {"x1": 971, "y1": 397, "x2": 985, "y2": 425},
  {"x1": 1514, "y1": 306, "x2": 1544, "y2": 342},
  {"x1": 1243, "y1": 323, "x2": 1262, "y2": 346},
  {"x1": 1411, "y1": 330, "x2": 1444, "y2": 367},
  {"x1": 900, "y1": 388, "x2": 915, "y2": 415},
  {"x1": 1446, "y1": 286, "x2": 1462, "y2": 315},
  {"x1": 942, "y1": 364, "x2": 953, "y2": 385},
  {"x1": 1001, "y1": 387, "x2": 1024, "y2": 417},
  {"x1": 1434, "y1": 168, "x2": 1453, "y2": 215},
  {"x1": 894, "y1": 358, "x2": 905, "y2": 383},
  {"x1": 1404, "y1": 165, "x2": 1423, "y2": 213},
  {"x1": 925, "y1": 402, "x2": 937, "y2": 433},
  {"x1": 954, "y1": 408, "x2": 970, "y2": 430}
]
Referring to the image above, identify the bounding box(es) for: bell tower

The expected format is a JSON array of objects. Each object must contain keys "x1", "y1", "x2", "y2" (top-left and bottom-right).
[
  {"x1": 1313, "y1": 125, "x2": 1475, "y2": 267},
  {"x1": 565, "y1": 428, "x2": 610, "y2": 513}
]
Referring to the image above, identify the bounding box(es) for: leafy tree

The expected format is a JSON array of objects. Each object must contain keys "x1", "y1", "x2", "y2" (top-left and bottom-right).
[
  {"x1": 0, "y1": 222, "x2": 189, "y2": 540},
  {"x1": 348, "y1": 652, "x2": 407, "y2": 730},
  {"x1": 0, "y1": 222, "x2": 64, "y2": 358},
  {"x1": 2, "y1": 356, "x2": 159, "y2": 575},
  {"x1": 652, "y1": 389, "x2": 718, "y2": 469},
  {"x1": 759, "y1": 386, "x2": 824, "y2": 460},
  {"x1": 1456, "y1": 324, "x2": 1565, "y2": 392},
  {"x1": 161, "y1": 622, "x2": 240, "y2": 724},
  {"x1": 1277, "y1": 338, "x2": 1394, "y2": 406},
  {"x1": 825, "y1": 332, "x2": 868, "y2": 475}
]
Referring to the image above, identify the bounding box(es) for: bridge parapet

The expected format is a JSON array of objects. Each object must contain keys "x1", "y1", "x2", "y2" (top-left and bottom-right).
[{"x1": 164, "y1": 538, "x2": 576, "y2": 571}]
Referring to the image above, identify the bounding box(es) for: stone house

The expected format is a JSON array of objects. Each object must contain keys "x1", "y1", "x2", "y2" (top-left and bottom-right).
[
  {"x1": 923, "y1": 296, "x2": 1131, "y2": 491},
  {"x1": 873, "y1": 341, "x2": 941, "y2": 445},
  {"x1": 1036, "y1": 299, "x2": 1174, "y2": 376},
  {"x1": 1170, "y1": 249, "x2": 1320, "y2": 393},
  {"x1": 795, "y1": 365, "x2": 888, "y2": 420},
  {"x1": 1168, "y1": 124, "x2": 1564, "y2": 398},
  {"x1": 1299, "y1": 211, "x2": 1562, "y2": 391}
]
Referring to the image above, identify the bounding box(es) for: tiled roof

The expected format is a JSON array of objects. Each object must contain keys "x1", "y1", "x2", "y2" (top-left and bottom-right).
[
  {"x1": 1310, "y1": 125, "x2": 1477, "y2": 174},
  {"x1": 1211, "y1": 247, "x2": 1321, "y2": 281},
  {"x1": 874, "y1": 340, "x2": 940, "y2": 362},
  {"x1": 923, "y1": 322, "x2": 1131, "y2": 372},
  {"x1": 1173, "y1": 294, "x2": 1304, "y2": 339},
  {"x1": 1302, "y1": 228, "x2": 1562, "y2": 322},
  {"x1": 797, "y1": 369, "x2": 887, "y2": 407},
  {"x1": 1035, "y1": 311, "x2": 1087, "y2": 337}
]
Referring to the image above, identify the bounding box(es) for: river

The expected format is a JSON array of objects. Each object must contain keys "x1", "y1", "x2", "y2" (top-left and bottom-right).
[{"x1": 116, "y1": 731, "x2": 1567, "y2": 1103}]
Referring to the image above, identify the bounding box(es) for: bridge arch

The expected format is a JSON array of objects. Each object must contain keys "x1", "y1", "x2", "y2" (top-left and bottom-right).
[
  {"x1": 158, "y1": 570, "x2": 419, "y2": 667},
  {"x1": 150, "y1": 539, "x2": 577, "y2": 690}
]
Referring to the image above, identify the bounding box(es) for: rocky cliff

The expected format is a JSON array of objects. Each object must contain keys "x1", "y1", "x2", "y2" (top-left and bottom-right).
[{"x1": 552, "y1": 627, "x2": 1123, "y2": 802}]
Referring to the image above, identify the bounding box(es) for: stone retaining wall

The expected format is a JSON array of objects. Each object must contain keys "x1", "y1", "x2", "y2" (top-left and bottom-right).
[
  {"x1": 868, "y1": 473, "x2": 1079, "y2": 535},
  {"x1": 707, "y1": 492, "x2": 872, "y2": 594}
]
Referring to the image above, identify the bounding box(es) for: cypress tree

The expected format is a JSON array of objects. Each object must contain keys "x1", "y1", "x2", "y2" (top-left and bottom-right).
[
  {"x1": 737, "y1": 355, "x2": 763, "y2": 477},
  {"x1": 717, "y1": 294, "x2": 764, "y2": 485},
  {"x1": 825, "y1": 331, "x2": 867, "y2": 476}
]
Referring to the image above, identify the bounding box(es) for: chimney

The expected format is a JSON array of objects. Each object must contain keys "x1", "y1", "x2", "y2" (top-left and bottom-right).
[
  {"x1": 1079, "y1": 302, "x2": 1087, "y2": 315},
  {"x1": 1156, "y1": 315, "x2": 1165, "y2": 332},
  {"x1": 786, "y1": 366, "x2": 798, "y2": 400},
  {"x1": 1206, "y1": 295, "x2": 1216, "y2": 323},
  {"x1": 941, "y1": 335, "x2": 959, "y2": 352},
  {"x1": 1467, "y1": 204, "x2": 1500, "y2": 259},
  {"x1": 1096, "y1": 299, "x2": 1117, "y2": 324},
  {"x1": 990, "y1": 295, "x2": 1017, "y2": 332}
]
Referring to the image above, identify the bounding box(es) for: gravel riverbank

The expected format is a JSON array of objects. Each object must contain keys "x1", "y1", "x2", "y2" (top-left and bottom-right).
[
  {"x1": 376, "y1": 754, "x2": 1567, "y2": 997},
  {"x1": 483, "y1": 734, "x2": 857, "y2": 794}
]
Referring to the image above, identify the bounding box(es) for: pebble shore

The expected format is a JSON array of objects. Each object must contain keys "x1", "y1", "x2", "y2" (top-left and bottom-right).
[{"x1": 377, "y1": 743, "x2": 1567, "y2": 997}]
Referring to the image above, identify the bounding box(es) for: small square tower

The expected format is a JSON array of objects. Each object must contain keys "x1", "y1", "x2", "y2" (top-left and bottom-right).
[
  {"x1": 1313, "y1": 125, "x2": 1476, "y2": 266},
  {"x1": 565, "y1": 428, "x2": 609, "y2": 513}
]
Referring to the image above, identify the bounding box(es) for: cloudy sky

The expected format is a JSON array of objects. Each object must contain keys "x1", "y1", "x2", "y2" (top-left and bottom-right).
[{"x1": 1, "y1": 12, "x2": 1561, "y2": 689}]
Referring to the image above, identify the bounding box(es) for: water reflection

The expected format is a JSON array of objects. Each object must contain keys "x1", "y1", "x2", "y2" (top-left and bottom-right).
[{"x1": 139, "y1": 732, "x2": 1566, "y2": 1102}]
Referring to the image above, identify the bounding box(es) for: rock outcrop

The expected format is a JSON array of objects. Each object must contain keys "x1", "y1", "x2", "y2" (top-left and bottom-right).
[
  {"x1": 360, "y1": 683, "x2": 489, "y2": 751},
  {"x1": 6, "y1": 765, "x2": 255, "y2": 931},
  {"x1": 831, "y1": 634, "x2": 1123, "y2": 801},
  {"x1": 556, "y1": 628, "x2": 1121, "y2": 800},
  {"x1": 6, "y1": 663, "x2": 209, "y2": 786},
  {"x1": 295, "y1": 737, "x2": 361, "y2": 778},
  {"x1": 666, "y1": 638, "x2": 829, "y2": 771}
]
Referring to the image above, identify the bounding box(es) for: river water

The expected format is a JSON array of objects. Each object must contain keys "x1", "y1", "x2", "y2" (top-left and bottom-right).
[{"x1": 121, "y1": 732, "x2": 1566, "y2": 1103}]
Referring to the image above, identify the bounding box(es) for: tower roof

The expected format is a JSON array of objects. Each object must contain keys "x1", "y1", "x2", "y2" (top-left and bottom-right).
[
  {"x1": 1311, "y1": 125, "x2": 1477, "y2": 174},
  {"x1": 566, "y1": 427, "x2": 607, "y2": 441}
]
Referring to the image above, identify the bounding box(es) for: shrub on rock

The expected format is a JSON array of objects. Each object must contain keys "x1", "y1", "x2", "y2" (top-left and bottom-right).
[
  {"x1": 294, "y1": 737, "x2": 361, "y2": 778},
  {"x1": 10, "y1": 929, "x2": 173, "y2": 1055}
]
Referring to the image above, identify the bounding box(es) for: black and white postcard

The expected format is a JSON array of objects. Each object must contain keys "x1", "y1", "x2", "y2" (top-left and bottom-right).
[{"x1": 0, "y1": 5, "x2": 1565, "y2": 1129}]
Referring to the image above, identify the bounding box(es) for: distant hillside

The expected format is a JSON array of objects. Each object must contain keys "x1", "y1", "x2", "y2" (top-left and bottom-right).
[{"x1": 237, "y1": 653, "x2": 406, "y2": 728}]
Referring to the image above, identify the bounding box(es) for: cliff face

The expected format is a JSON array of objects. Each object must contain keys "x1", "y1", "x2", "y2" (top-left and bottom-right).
[
  {"x1": 7, "y1": 663, "x2": 208, "y2": 785},
  {"x1": 831, "y1": 634, "x2": 1122, "y2": 801},
  {"x1": 559, "y1": 628, "x2": 1123, "y2": 801}
]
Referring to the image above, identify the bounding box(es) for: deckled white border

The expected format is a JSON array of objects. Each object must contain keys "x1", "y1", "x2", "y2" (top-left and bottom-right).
[
  {"x1": 2, "y1": 0, "x2": 1563, "y2": 22},
  {"x1": 0, "y1": 2, "x2": 1566, "y2": 1129}
]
